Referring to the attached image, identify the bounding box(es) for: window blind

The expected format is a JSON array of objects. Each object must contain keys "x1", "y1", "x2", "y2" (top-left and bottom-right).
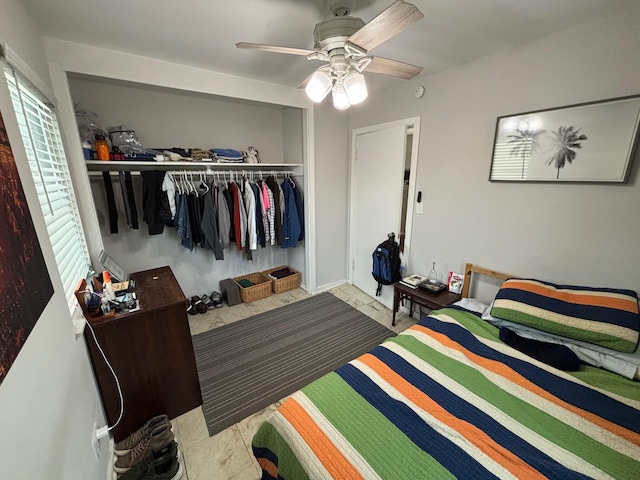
[{"x1": 3, "y1": 65, "x2": 91, "y2": 311}]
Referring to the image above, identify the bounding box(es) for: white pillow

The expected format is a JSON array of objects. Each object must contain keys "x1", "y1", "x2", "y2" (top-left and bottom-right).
[
  {"x1": 482, "y1": 303, "x2": 640, "y2": 380},
  {"x1": 452, "y1": 298, "x2": 489, "y2": 315}
]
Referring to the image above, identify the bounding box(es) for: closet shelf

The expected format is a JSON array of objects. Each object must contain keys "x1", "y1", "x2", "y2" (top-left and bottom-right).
[{"x1": 84, "y1": 160, "x2": 303, "y2": 173}]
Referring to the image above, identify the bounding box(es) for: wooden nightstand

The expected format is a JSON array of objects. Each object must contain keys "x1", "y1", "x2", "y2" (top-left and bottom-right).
[{"x1": 392, "y1": 282, "x2": 462, "y2": 326}]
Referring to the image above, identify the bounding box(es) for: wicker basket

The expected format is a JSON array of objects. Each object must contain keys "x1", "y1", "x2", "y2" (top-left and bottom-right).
[
  {"x1": 262, "y1": 266, "x2": 301, "y2": 294},
  {"x1": 232, "y1": 272, "x2": 272, "y2": 302}
]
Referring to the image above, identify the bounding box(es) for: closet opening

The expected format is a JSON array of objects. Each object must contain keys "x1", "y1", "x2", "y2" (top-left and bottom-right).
[{"x1": 65, "y1": 72, "x2": 306, "y2": 299}]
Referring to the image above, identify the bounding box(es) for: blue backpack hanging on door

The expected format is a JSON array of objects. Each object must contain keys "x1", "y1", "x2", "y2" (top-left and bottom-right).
[{"x1": 372, "y1": 233, "x2": 401, "y2": 296}]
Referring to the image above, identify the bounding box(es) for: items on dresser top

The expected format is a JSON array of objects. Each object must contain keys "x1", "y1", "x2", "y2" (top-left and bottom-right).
[{"x1": 400, "y1": 274, "x2": 427, "y2": 289}]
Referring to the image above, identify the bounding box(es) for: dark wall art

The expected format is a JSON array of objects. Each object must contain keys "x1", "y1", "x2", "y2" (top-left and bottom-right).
[
  {"x1": 490, "y1": 95, "x2": 640, "y2": 182},
  {"x1": 0, "y1": 109, "x2": 53, "y2": 386}
]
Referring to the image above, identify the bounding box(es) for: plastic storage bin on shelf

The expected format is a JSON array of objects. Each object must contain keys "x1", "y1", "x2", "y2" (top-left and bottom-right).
[
  {"x1": 232, "y1": 272, "x2": 272, "y2": 302},
  {"x1": 262, "y1": 266, "x2": 301, "y2": 294}
]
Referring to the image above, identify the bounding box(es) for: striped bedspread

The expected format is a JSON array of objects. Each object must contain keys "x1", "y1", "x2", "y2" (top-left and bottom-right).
[{"x1": 252, "y1": 308, "x2": 640, "y2": 479}]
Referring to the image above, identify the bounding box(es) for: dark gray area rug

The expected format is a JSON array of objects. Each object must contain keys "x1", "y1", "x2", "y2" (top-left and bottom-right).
[{"x1": 192, "y1": 292, "x2": 395, "y2": 436}]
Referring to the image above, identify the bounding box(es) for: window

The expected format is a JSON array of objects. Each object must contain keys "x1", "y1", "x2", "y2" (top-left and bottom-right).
[{"x1": 3, "y1": 65, "x2": 91, "y2": 311}]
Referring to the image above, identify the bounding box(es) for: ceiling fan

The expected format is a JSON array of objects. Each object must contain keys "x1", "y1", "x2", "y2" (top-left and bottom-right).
[{"x1": 236, "y1": 0, "x2": 424, "y2": 109}]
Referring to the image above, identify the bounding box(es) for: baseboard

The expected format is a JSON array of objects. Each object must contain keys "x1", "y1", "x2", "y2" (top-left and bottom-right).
[
  {"x1": 105, "y1": 438, "x2": 114, "y2": 480},
  {"x1": 314, "y1": 279, "x2": 349, "y2": 293}
]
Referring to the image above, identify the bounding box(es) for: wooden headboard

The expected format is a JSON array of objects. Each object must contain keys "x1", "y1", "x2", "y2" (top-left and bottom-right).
[{"x1": 460, "y1": 263, "x2": 513, "y2": 298}]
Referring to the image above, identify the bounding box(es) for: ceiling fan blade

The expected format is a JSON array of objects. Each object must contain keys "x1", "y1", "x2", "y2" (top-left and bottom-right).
[
  {"x1": 365, "y1": 56, "x2": 423, "y2": 79},
  {"x1": 235, "y1": 42, "x2": 315, "y2": 57},
  {"x1": 347, "y1": 0, "x2": 424, "y2": 52}
]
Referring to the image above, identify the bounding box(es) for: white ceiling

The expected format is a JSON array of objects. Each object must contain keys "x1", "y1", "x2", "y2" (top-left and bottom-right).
[{"x1": 21, "y1": 0, "x2": 638, "y2": 93}]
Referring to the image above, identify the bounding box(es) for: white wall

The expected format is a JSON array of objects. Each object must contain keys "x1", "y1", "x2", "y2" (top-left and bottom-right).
[
  {"x1": 281, "y1": 107, "x2": 308, "y2": 280},
  {"x1": 0, "y1": 1, "x2": 110, "y2": 478},
  {"x1": 68, "y1": 75, "x2": 288, "y2": 162},
  {"x1": 351, "y1": 5, "x2": 640, "y2": 303},
  {"x1": 314, "y1": 102, "x2": 350, "y2": 290}
]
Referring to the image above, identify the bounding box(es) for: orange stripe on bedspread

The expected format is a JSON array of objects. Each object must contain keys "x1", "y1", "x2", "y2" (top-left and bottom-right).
[
  {"x1": 359, "y1": 353, "x2": 547, "y2": 480},
  {"x1": 413, "y1": 324, "x2": 640, "y2": 446},
  {"x1": 280, "y1": 398, "x2": 364, "y2": 480},
  {"x1": 502, "y1": 280, "x2": 639, "y2": 313},
  {"x1": 257, "y1": 457, "x2": 279, "y2": 479}
]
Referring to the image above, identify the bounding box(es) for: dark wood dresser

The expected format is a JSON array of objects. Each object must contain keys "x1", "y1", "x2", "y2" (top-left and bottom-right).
[{"x1": 84, "y1": 266, "x2": 202, "y2": 441}]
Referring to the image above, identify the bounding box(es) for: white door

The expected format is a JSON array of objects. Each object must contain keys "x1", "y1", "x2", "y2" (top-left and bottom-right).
[{"x1": 352, "y1": 124, "x2": 407, "y2": 308}]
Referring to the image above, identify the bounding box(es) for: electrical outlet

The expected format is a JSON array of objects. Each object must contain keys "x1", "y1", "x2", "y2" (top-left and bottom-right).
[{"x1": 92, "y1": 422, "x2": 100, "y2": 461}]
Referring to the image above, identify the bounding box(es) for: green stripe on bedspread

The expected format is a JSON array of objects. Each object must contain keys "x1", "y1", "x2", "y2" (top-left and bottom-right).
[
  {"x1": 252, "y1": 424, "x2": 309, "y2": 480},
  {"x1": 392, "y1": 333, "x2": 635, "y2": 479},
  {"x1": 304, "y1": 372, "x2": 455, "y2": 479},
  {"x1": 253, "y1": 308, "x2": 640, "y2": 480},
  {"x1": 443, "y1": 307, "x2": 640, "y2": 402}
]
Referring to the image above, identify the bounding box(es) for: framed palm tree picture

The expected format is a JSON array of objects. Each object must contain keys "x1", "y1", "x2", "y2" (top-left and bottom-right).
[{"x1": 489, "y1": 94, "x2": 640, "y2": 182}]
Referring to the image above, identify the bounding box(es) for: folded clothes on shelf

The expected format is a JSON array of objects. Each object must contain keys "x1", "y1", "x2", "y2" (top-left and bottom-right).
[
  {"x1": 268, "y1": 267, "x2": 295, "y2": 279},
  {"x1": 190, "y1": 148, "x2": 213, "y2": 161},
  {"x1": 210, "y1": 148, "x2": 244, "y2": 158},
  {"x1": 210, "y1": 148, "x2": 245, "y2": 162}
]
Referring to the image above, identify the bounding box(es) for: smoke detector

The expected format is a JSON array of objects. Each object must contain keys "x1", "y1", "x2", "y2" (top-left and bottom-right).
[{"x1": 325, "y1": 0, "x2": 354, "y2": 16}]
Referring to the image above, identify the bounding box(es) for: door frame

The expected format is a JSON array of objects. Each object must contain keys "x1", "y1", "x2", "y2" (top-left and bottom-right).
[{"x1": 348, "y1": 116, "x2": 421, "y2": 286}]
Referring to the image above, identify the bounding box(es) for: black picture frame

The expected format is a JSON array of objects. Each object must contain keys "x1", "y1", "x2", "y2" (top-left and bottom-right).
[{"x1": 489, "y1": 94, "x2": 640, "y2": 183}]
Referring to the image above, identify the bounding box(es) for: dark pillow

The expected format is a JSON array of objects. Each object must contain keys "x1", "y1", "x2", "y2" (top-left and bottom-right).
[{"x1": 499, "y1": 327, "x2": 581, "y2": 371}]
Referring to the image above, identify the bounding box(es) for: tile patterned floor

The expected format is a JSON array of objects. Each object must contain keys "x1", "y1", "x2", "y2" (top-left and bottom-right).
[{"x1": 160, "y1": 283, "x2": 415, "y2": 479}]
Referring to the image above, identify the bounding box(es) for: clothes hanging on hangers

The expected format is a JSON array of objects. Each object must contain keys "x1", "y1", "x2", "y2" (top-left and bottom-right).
[
  {"x1": 264, "y1": 175, "x2": 282, "y2": 245},
  {"x1": 251, "y1": 181, "x2": 266, "y2": 248},
  {"x1": 186, "y1": 189, "x2": 202, "y2": 247},
  {"x1": 141, "y1": 170, "x2": 167, "y2": 235},
  {"x1": 200, "y1": 186, "x2": 224, "y2": 260},
  {"x1": 102, "y1": 171, "x2": 119, "y2": 234},
  {"x1": 162, "y1": 172, "x2": 176, "y2": 218},
  {"x1": 231, "y1": 181, "x2": 247, "y2": 251},
  {"x1": 222, "y1": 182, "x2": 235, "y2": 243},
  {"x1": 261, "y1": 180, "x2": 275, "y2": 245},
  {"x1": 290, "y1": 176, "x2": 304, "y2": 242},
  {"x1": 116, "y1": 168, "x2": 301, "y2": 257},
  {"x1": 280, "y1": 176, "x2": 302, "y2": 248},
  {"x1": 243, "y1": 177, "x2": 257, "y2": 250},
  {"x1": 173, "y1": 183, "x2": 193, "y2": 250},
  {"x1": 118, "y1": 172, "x2": 132, "y2": 228},
  {"x1": 216, "y1": 182, "x2": 231, "y2": 248}
]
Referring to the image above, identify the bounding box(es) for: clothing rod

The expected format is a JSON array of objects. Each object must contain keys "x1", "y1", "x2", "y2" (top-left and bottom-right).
[{"x1": 88, "y1": 169, "x2": 299, "y2": 178}]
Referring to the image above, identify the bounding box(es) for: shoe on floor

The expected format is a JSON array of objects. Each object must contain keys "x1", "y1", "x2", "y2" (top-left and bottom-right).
[
  {"x1": 114, "y1": 423, "x2": 175, "y2": 473},
  {"x1": 201, "y1": 294, "x2": 215, "y2": 310},
  {"x1": 211, "y1": 291, "x2": 223, "y2": 308},
  {"x1": 115, "y1": 414, "x2": 170, "y2": 456},
  {"x1": 117, "y1": 441, "x2": 179, "y2": 480},
  {"x1": 187, "y1": 295, "x2": 206, "y2": 315},
  {"x1": 186, "y1": 298, "x2": 198, "y2": 315},
  {"x1": 146, "y1": 453, "x2": 184, "y2": 480}
]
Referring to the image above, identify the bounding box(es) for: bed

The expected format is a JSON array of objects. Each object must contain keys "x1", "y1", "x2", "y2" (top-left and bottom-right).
[{"x1": 251, "y1": 264, "x2": 640, "y2": 479}]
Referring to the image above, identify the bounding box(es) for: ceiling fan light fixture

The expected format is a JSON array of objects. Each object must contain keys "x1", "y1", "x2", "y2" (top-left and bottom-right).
[
  {"x1": 332, "y1": 82, "x2": 351, "y2": 110},
  {"x1": 305, "y1": 69, "x2": 333, "y2": 103},
  {"x1": 344, "y1": 71, "x2": 368, "y2": 105}
]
